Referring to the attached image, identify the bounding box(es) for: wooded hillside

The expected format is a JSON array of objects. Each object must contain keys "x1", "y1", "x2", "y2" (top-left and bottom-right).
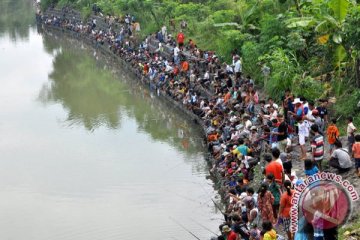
[{"x1": 41, "y1": 0, "x2": 360, "y2": 128}]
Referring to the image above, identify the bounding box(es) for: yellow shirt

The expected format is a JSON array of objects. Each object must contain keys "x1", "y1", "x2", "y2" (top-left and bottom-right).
[{"x1": 264, "y1": 229, "x2": 277, "y2": 240}]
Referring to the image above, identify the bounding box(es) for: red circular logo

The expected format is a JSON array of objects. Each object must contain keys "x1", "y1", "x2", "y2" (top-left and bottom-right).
[{"x1": 301, "y1": 181, "x2": 351, "y2": 230}]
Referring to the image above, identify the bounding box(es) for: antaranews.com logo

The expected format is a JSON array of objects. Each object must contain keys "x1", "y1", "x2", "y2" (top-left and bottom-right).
[{"x1": 290, "y1": 172, "x2": 359, "y2": 233}]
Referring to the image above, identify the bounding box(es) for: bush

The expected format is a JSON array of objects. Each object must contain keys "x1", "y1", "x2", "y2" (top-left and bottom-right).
[{"x1": 292, "y1": 75, "x2": 325, "y2": 101}]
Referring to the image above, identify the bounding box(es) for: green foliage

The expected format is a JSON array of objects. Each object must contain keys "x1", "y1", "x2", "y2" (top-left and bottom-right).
[
  {"x1": 292, "y1": 76, "x2": 325, "y2": 101},
  {"x1": 0, "y1": 0, "x2": 35, "y2": 40},
  {"x1": 81, "y1": 6, "x2": 92, "y2": 20},
  {"x1": 333, "y1": 89, "x2": 360, "y2": 118},
  {"x1": 328, "y1": 0, "x2": 350, "y2": 22},
  {"x1": 259, "y1": 48, "x2": 298, "y2": 99},
  {"x1": 47, "y1": 0, "x2": 360, "y2": 123},
  {"x1": 211, "y1": 10, "x2": 236, "y2": 23},
  {"x1": 241, "y1": 41, "x2": 263, "y2": 83}
]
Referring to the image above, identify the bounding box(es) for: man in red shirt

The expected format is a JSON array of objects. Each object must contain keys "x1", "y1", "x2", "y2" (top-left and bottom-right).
[
  {"x1": 177, "y1": 31, "x2": 185, "y2": 49},
  {"x1": 264, "y1": 151, "x2": 284, "y2": 184},
  {"x1": 222, "y1": 225, "x2": 237, "y2": 240}
]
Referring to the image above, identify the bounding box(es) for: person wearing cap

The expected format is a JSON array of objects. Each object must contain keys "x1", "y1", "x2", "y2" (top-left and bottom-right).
[{"x1": 221, "y1": 225, "x2": 237, "y2": 240}]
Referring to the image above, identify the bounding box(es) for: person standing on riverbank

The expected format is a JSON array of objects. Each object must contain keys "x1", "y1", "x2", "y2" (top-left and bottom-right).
[
  {"x1": 275, "y1": 114, "x2": 288, "y2": 153},
  {"x1": 311, "y1": 124, "x2": 324, "y2": 171},
  {"x1": 177, "y1": 31, "x2": 185, "y2": 50},
  {"x1": 352, "y1": 134, "x2": 360, "y2": 177},
  {"x1": 234, "y1": 55, "x2": 242, "y2": 81},
  {"x1": 258, "y1": 183, "x2": 276, "y2": 225},
  {"x1": 347, "y1": 116, "x2": 357, "y2": 153},
  {"x1": 279, "y1": 180, "x2": 294, "y2": 240},
  {"x1": 266, "y1": 173, "x2": 281, "y2": 220},
  {"x1": 298, "y1": 116, "x2": 308, "y2": 160},
  {"x1": 326, "y1": 118, "x2": 339, "y2": 155},
  {"x1": 264, "y1": 149, "x2": 284, "y2": 185}
]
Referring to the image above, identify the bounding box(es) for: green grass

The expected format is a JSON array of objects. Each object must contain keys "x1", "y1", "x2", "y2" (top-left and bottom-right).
[{"x1": 339, "y1": 217, "x2": 360, "y2": 240}]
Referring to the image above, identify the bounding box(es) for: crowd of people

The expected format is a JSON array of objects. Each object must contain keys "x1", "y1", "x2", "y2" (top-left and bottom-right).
[{"x1": 36, "y1": 7, "x2": 360, "y2": 240}]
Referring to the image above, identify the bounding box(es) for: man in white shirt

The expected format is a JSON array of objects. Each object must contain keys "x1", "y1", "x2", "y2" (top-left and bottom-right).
[
  {"x1": 262, "y1": 107, "x2": 278, "y2": 125},
  {"x1": 298, "y1": 116, "x2": 308, "y2": 159},
  {"x1": 173, "y1": 46, "x2": 180, "y2": 64},
  {"x1": 330, "y1": 140, "x2": 353, "y2": 172},
  {"x1": 234, "y1": 55, "x2": 242, "y2": 80},
  {"x1": 264, "y1": 98, "x2": 279, "y2": 110},
  {"x1": 347, "y1": 116, "x2": 357, "y2": 153}
]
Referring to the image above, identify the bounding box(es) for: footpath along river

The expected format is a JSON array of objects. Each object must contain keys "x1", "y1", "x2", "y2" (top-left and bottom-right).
[{"x1": 0, "y1": 0, "x2": 223, "y2": 239}]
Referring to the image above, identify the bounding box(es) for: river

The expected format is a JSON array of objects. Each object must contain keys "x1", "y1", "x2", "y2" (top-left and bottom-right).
[{"x1": 0, "y1": 0, "x2": 222, "y2": 239}]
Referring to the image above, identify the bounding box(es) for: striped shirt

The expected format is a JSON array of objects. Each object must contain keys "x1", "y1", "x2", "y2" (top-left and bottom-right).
[{"x1": 311, "y1": 134, "x2": 324, "y2": 161}]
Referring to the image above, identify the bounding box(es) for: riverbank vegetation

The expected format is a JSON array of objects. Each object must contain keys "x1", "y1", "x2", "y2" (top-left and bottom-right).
[{"x1": 40, "y1": 0, "x2": 360, "y2": 129}]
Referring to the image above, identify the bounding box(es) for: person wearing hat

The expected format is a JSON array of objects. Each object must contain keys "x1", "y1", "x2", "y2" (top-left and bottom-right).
[
  {"x1": 289, "y1": 98, "x2": 304, "y2": 119},
  {"x1": 221, "y1": 225, "x2": 237, "y2": 240}
]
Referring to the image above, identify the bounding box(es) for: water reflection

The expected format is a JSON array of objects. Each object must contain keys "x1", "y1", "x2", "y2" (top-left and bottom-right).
[
  {"x1": 0, "y1": 0, "x2": 35, "y2": 41},
  {"x1": 38, "y1": 31, "x2": 205, "y2": 154}
]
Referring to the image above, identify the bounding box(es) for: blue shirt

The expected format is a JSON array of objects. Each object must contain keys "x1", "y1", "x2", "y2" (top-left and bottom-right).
[{"x1": 236, "y1": 145, "x2": 250, "y2": 156}]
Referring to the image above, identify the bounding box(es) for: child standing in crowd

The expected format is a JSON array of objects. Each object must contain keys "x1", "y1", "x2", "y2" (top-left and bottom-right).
[
  {"x1": 279, "y1": 180, "x2": 294, "y2": 240},
  {"x1": 297, "y1": 116, "x2": 308, "y2": 160},
  {"x1": 352, "y1": 134, "x2": 360, "y2": 177},
  {"x1": 262, "y1": 221, "x2": 277, "y2": 240},
  {"x1": 310, "y1": 124, "x2": 324, "y2": 171},
  {"x1": 304, "y1": 159, "x2": 319, "y2": 176},
  {"x1": 326, "y1": 118, "x2": 339, "y2": 155},
  {"x1": 266, "y1": 173, "x2": 281, "y2": 220}
]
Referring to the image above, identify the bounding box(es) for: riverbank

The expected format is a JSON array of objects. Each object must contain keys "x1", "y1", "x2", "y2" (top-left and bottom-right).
[
  {"x1": 36, "y1": 6, "x2": 360, "y2": 240},
  {"x1": 35, "y1": 8, "x2": 235, "y2": 198}
]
